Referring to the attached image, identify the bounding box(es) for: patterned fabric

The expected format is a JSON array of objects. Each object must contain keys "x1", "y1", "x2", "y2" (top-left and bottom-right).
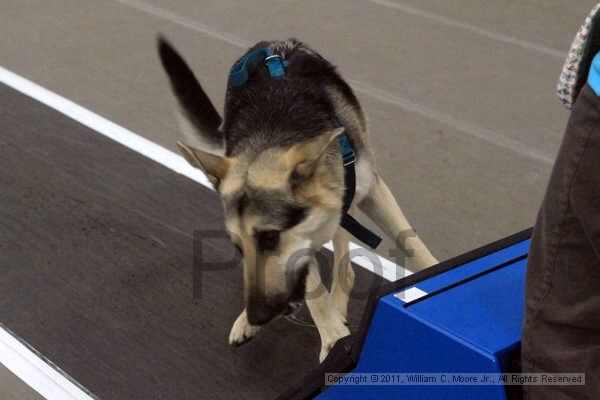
[{"x1": 557, "y1": 3, "x2": 600, "y2": 109}]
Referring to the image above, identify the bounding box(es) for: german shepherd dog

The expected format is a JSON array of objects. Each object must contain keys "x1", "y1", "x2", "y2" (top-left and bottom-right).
[{"x1": 158, "y1": 38, "x2": 438, "y2": 362}]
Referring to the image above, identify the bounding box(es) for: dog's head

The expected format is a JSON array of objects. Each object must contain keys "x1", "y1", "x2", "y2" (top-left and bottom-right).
[{"x1": 159, "y1": 38, "x2": 345, "y2": 325}]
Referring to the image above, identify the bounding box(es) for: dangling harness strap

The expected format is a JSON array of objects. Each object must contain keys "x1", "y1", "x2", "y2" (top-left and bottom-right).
[
  {"x1": 229, "y1": 48, "x2": 382, "y2": 249},
  {"x1": 332, "y1": 119, "x2": 382, "y2": 249}
]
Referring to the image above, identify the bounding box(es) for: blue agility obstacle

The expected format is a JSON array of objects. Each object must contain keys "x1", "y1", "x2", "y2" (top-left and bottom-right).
[{"x1": 280, "y1": 229, "x2": 531, "y2": 400}]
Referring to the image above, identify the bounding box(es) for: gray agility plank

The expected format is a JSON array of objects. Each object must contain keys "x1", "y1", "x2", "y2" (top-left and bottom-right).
[{"x1": 0, "y1": 84, "x2": 381, "y2": 399}]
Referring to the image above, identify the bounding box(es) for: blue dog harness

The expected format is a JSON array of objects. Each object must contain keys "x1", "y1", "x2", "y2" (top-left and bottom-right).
[{"x1": 228, "y1": 48, "x2": 382, "y2": 249}]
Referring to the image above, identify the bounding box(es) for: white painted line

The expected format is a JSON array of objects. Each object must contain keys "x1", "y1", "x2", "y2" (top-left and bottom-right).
[
  {"x1": 0, "y1": 67, "x2": 212, "y2": 189},
  {"x1": 0, "y1": 326, "x2": 95, "y2": 400},
  {"x1": 111, "y1": 0, "x2": 554, "y2": 165},
  {"x1": 113, "y1": 0, "x2": 249, "y2": 48},
  {"x1": 367, "y1": 0, "x2": 564, "y2": 59},
  {"x1": 0, "y1": 66, "x2": 406, "y2": 281},
  {"x1": 323, "y1": 241, "x2": 413, "y2": 282},
  {"x1": 394, "y1": 286, "x2": 428, "y2": 303},
  {"x1": 347, "y1": 79, "x2": 555, "y2": 165}
]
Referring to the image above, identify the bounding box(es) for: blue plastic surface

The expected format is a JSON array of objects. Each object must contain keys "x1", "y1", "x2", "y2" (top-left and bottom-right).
[
  {"x1": 318, "y1": 238, "x2": 530, "y2": 399},
  {"x1": 588, "y1": 52, "x2": 600, "y2": 96}
]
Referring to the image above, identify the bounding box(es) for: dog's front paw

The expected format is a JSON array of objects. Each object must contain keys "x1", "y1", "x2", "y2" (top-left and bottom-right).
[
  {"x1": 319, "y1": 325, "x2": 350, "y2": 363},
  {"x1": 319, "y1": 339, "x2": 341, "y2": 363},
  {"x1": 319, "y1": 343, "x2": 333, "y2": 363},
  {"x1": 229, "y1": 310, "x2": 260, "y2": 347}
]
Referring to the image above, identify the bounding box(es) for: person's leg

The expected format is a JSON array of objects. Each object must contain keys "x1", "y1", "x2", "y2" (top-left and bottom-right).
[{"x1": 522, "y1": 83, "x2": 600, "y2": 399}]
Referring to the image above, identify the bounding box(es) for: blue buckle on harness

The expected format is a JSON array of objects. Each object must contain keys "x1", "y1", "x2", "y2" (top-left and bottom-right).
[
  {"x1": 333, "y1": 120, "x2": 356, "y2": 166},
  {"x1": 229, "y1": 48, "x2": 286, "y2": 87}
]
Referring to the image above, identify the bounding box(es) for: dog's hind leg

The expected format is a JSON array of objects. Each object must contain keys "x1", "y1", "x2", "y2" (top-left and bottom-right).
[
  {"x1": 306, "y1": 261, "x2": 350, "y2": 363},
  {"x1": 228, "y1": 309, "x2": 260, "y2": 347},
  {"x1": 358, "y1": 174, "x2": 438, "y2": 271},
  {"x1": 331, "y1": 228, "x2": 355, "y2": 321}
]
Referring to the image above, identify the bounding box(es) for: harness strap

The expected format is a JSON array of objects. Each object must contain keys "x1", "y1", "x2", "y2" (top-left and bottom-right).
[
  {"x1": 332, "y1": 119, "x2": 382, "y2": 249},
  {"x1": 229, "y1": 48, "x2": 286, "y2": 87},
  {"x1": 229, "y1": 48, "x2": 381, "y2": 249},
  {"x1": 340, "y1": 214, "x2": 382, "y2": 249}
]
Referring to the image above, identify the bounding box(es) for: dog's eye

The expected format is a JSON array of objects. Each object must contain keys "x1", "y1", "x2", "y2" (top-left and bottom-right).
[{"x1": 256, "y1": 230, "x2": 280, "y2": 251}]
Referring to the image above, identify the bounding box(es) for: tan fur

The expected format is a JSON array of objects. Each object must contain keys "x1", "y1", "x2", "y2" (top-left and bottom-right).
[
  {"x1": 283, "y1": 127, "x2": 345, "y2": 173},
  {"x1": 176, "y1": 141, "x2": 232, "y2": 186},
  {"x1": 293, "y1": 170, "x2": 343, "y2": 209},
  {"x1": 247, "y1": 150, "x2": 291, "y2": 190},
  {"x1": 304, "y1": 261, "x2": 350, "y2": 362},
  {"x1": 331, "y1": 228, "x2": 354, "y2": 320}
]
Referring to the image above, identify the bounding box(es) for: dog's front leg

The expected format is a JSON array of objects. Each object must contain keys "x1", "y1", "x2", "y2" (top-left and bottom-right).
[
  {"x1": 228, "y1": 309, "x2": 260, "y2": 347},
  {"x1": 358, "y1": 174, "x2": 438, "y2": 271},
  {"x1": 331, "y1": 228, "x2": 355, "y2": 321},
  {"x1": 305, "y1": 261, "x2": 350, "y2": 363}
]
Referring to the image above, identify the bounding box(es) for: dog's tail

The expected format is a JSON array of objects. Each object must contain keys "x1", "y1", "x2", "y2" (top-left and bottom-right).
[{"x1": 158, "y1": 36, "x2": 224, "y2": 155}]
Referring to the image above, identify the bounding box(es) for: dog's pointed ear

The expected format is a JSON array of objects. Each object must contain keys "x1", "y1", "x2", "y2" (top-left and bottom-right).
[
  {"x1": 177, "y1": 141, "x2": 231, "y2": 187},
  {"x1": 287, "y1": 127, "x2": 345, "y2": 179},
  {"x1": 158, "y1": 36, "x2": 224, "y2": 155}
]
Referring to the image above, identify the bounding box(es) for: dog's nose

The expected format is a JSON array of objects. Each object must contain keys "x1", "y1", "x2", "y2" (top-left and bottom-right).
[{"x1": 247, "y1": 301, "x2": 277, "y2": 325}]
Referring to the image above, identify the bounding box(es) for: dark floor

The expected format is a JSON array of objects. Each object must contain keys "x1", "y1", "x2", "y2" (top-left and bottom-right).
[{"x1": 0, "y1": 84, "x2": 381, "y2": 399}]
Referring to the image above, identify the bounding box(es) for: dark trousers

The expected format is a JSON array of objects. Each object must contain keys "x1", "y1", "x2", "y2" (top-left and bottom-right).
[{"x1": 522, "y1": 84, "x2": 600, "y2": 399}]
